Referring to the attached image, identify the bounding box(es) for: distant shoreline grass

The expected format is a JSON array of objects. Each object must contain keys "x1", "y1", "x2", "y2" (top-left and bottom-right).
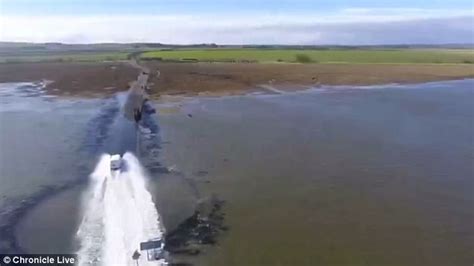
[{"x1": 140, "y1": 48, "x2": 474, "y2": 64}]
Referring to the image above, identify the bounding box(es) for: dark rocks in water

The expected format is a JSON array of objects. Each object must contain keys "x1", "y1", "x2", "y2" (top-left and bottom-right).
[
  {"x1": 164, "y1": 196, "x2": 226, "y2": 256},
  {"x1": 164, "y1": 213, "x2": 199, "y2": 250}
]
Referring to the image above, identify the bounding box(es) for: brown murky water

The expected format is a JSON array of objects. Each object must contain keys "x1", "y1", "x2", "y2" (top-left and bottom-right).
[
  {"x1": 1, "y1": 80, "x2": 473, "y2": 266},
  {"x1": 156, "y1": 80, "x2": 473, "y2": 266}
]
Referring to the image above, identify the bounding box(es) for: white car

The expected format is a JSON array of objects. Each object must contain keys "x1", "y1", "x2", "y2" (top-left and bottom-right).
[
  {"x1": 139, "y1": 238, "x2": 167, "y2": 262},
  {"x1": 110, "y1": 154, "x2": 122, "y2": 171}
]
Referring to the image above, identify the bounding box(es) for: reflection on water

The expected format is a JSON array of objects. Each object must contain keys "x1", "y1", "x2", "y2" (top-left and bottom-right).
[{"x1": 156, "y1": 79, "x2": 474, "y2": 266}]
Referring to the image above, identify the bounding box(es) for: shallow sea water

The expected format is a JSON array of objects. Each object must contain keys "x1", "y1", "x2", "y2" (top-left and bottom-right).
[
  {"x1": 0, "y1": 80, "x2": 473, "y2": 266},
  {"x1": 156, "y1": 79, "x2": 474, "y2": 266}
]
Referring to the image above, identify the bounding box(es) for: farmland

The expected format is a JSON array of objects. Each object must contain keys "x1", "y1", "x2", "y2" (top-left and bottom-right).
[{"x1": 1, "y1": 44, "x2": 473, "y2": 97}]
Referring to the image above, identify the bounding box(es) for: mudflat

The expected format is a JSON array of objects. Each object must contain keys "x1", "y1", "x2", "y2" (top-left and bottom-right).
[
  {"x1": 0, "y1": 62, "x2": 137, "y2": 96},
  {"x1": 0, "y1": 61, "x2": 473, "y2": 97},
  {"x1": 145, "y1": 62, "x2": 474, "y2": 96}
]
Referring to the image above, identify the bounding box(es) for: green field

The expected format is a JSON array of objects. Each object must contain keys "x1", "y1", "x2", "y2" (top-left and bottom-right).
[
  {"x1": 2, "y1": 48, "x2": 473, "y2": 64},
  {"x1": 0, "y1": 52, "x2": 130, "y2": 63},
  {"x1": 140, "y1": 48, "x2": 474, "y2": 64}
]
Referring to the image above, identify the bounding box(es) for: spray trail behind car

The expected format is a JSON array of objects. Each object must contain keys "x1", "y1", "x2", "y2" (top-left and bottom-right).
[{"x1": 77, "y1": 152, "x2": 165, "y2": 266}]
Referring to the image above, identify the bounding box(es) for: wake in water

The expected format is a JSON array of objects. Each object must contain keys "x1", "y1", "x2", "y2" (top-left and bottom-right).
[{"x1": 77, "y1": 152, "x2": 166, "y2": 266}]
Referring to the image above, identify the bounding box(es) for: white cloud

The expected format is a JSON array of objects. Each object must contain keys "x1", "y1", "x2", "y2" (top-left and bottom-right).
[{"x1": 0, "y1": 8, "x2": 473, "y2": 44}]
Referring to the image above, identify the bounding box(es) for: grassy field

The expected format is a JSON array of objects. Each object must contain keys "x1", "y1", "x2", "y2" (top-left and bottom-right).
[
  {"x1": 140, "y1": 48, "x2": 474, "y2": 64},
  {"x1": 0, "y1": 52, "x2": 130, "y2": 63},
  {"x1": 2, "y1": 48, "x2": 473, "y2": 64}
]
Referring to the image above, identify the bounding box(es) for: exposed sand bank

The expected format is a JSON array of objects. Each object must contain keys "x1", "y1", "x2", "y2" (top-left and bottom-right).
[
  {"x1": 0, "y1": 62, "x2": 473, "y2": 97},
  {"x1": 144, "y1": 62, "x2": 474, "y2": 96},
  {"x1": 0, "y1": 62, "x2": 137, "y2": 97}
]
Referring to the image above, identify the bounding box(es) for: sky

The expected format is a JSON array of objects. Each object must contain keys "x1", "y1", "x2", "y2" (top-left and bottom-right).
[{"x1": 0, "y1": 0, "x2": 473, "y2": 44}]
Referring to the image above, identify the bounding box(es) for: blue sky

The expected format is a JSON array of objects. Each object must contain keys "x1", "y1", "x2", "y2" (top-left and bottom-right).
[
  {"x1": 2, "y1": 0, "x2": 473, "y2": 15},
  {"x1": 1, "y1": 0, "x2": 473, "y2": 44}
]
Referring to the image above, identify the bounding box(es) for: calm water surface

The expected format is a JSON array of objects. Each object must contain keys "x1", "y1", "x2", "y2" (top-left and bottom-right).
[
  {"x1": 157, "y1": 79, "x2": 473, "y2": 266},
  {"x1": 0, "y1": 80, "x2": 472, "y2": 266}
]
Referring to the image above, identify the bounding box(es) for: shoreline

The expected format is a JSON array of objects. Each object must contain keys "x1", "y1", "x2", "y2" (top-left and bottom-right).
[
  {"x1": 0, "y1": 61, "x2": 473, "y2": 97},
  {"x1": 143, "y1": 62, "x2": 474, "y2": 97}
]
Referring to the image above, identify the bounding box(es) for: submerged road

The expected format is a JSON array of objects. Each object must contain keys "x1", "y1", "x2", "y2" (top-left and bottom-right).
[
  {"x1": 0, "y1": 58, "x2": 161, "y2": 257},
  {"x1": 79, "y1": 58, "x2": 166, "y2": 265},
  {"x1": 59, "y1": 57, "x2": 156, "y2": 156},
  {"x1": 101, "y1": 57, "x2": 153, "y2": 155},
  {"x1": 123, "y1": 58, "x2": 152, "y2": 123}
]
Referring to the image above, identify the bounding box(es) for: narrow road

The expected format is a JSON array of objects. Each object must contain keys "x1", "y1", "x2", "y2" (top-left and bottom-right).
[{"x1": 123, "y1": 57, "x2": 152, "y2": 122}]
